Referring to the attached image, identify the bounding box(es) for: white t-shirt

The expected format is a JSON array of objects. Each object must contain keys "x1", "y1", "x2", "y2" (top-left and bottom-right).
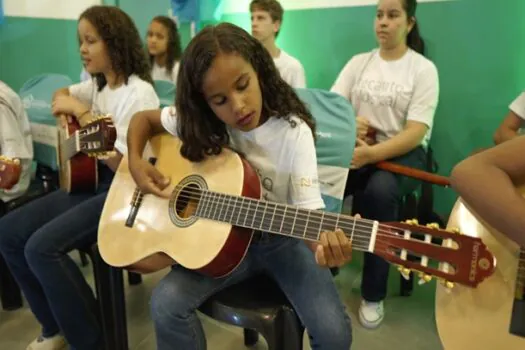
[
  {"x1": 69, "y1": 75, "x2": 160, "y2": 155},
  {"x1": 0, "y1": 81, "x2": 33, "y2": 202},
  {"x1": 331, "y1": 49, "x2": 439, "y2": 148},
  {"x1": 151, "y1": 61, "x2": 180, "y2": 84},
  {"x1": 509, "y1": 92, "x2": 525, "y2": 120},
  {"x1": 274, "y1": 50, "x2": 306, "y2": 89},
  {"x1": 160, "y1": 106, "x2": 324, "y2": 210}
]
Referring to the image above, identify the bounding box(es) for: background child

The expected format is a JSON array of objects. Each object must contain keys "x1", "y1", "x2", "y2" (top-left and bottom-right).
[{"x1": 147, "y1": 15, "x2": 182, "y2": 84}]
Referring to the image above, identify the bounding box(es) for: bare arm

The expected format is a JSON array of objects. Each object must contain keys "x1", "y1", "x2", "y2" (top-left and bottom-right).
[
  {"x1": 450, "y1": 135, "x2": 525, "y2": 246},
  {"x1": 127, "y1": 109, "x2": 166, "y2": 162},
  {"x1": 368, "y1": 121, "x2": 428, "y2": 163},
  {"x1": 52, "y1": 88, "x2": 93, "y2": 127},
  {"x1": 493, "y1": 111, "x2": 522, "y2": 145}
]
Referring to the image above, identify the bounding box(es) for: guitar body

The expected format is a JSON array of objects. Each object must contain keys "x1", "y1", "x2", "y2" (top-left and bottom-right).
[
  {"x1": 57, "y1": 118, "x2": 98, "y2": 193},
  {"x1": 98, "y1": 134, "x2": 261, "y2": 277},
  {"x1": 436, "y1": 197, "x2": 525, "y2": 349}
]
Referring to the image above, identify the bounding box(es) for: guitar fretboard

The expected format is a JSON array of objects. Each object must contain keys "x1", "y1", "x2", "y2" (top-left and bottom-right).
[{"x1": 194, "y1": 190, "x2": 377, "y2": 252}]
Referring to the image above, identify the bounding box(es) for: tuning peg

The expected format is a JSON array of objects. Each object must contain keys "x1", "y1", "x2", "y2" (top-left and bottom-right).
[
  {"x1": 449, "y1": 227, "x2": 461, "y2": 234},
  {"x1": 397, "y1": 266, "x2": 411, "y2": 280},
  {"x1": 442, "y1": 281, "x2": 454, "y2": 289},
  {"x1": 417, "y1": 272, "x2": 433, "y2": 285},
  {"x1": 426, "y1": 223, "x2": 440, "y2": 229},
  {"x1": 405, "y1": 219, "x2": 419, "y2": 225}
]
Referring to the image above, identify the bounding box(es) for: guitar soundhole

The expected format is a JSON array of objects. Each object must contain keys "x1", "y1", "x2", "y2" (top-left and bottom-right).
[
  {"x1": 168, "y1": 175, "x2": 207, "y2": 228},
  {"x1": 175, "y1": 183, "x2": 201, "y2": 218}
]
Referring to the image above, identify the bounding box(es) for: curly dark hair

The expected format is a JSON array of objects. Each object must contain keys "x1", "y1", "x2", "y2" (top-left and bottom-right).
[
  {"x1": 79, "y1": 6, "x2": 153, "y2": 91},
  {"x1": 148, "y1": 16, "x2": 182, "y2": 78},
  {"x1": 175, "y1": 22, "x2": 315, "y2": 163}
]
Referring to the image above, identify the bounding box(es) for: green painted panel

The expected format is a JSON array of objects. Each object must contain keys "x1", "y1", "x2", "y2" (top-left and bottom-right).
[{"x1": 0, "y1": 17, "x2": 81, "y2": 91}]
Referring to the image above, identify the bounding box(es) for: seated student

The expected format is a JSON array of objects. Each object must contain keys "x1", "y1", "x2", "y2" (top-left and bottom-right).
[
  {"x1": 127, "y1": 23, "x2": 353, "y2": 350},
  {"x1": 250, "y1": 0, "x2": 306, "y2": 88},
  {"x1": 0, "y1": 80, "x2": 33, "y2": 203},
  {"x1": 493, "y1": 91, "x2": 524, "y2": 145},
  {"x1": 331, "y1": 0, "x2": 439, "y2": 329},
  {"x1": 0, "y1": 6, "x2": 159, "y2": 350},
  {"x1": 451, "y1": 135, "x2": 525, "y2": 247},
  {"x1": 147, "y1": 15, "x2": 182, "y2": 84}
]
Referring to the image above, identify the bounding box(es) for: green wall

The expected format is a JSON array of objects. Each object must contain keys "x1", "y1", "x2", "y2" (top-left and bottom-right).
[{"x1": 1, "y1": 0, "x2": 524, "y2": 218}]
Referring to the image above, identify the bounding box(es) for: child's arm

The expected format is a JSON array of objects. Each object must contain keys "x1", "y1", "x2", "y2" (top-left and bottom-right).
[
  {"x1": 127, "y1": 108, "x2": 173, "y2": 198},
  {"x1": 451, "y1": 135, "x2": 525, "y2": 247},
  {"x1": 52, "y1": 85, "x2": 93, "y2": 127}
]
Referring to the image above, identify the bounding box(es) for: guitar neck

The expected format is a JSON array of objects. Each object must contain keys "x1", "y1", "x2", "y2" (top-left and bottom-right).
[{"x1": 194, "y1": 190, "x2": 378, "y2": 252}]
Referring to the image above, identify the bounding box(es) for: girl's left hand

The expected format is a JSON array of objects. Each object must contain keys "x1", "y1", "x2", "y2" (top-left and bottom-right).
[
  {"x1": 51, "y1": 95, "x2": 85, "y2": 117},
  {"x1": 314, "y1": 229, "x2": 353, "y2": 268},
  {"x1": 350, "y1": 138, "x2": 375, "y2": 170}
]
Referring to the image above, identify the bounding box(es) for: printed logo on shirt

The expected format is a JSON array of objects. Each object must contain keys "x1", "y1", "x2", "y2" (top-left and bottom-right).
[
  {"x1": 300, "y1": 177, "x2": 319, "y2": 187},
  {"x1": 354, "y1": 79, "x2": 406, "y2": 108},
  {"x1": 254, "y1": 167, "x2": 274, "y2": 201}
]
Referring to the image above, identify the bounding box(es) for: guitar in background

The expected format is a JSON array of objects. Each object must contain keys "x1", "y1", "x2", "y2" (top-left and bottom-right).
[
  {"x1": 56, "y1": 114, "x2": 116, "y2": 194},
  {"x1": 436, "y1": 194, "x2": 525, "y2": 349},
  {"x1": 0, "y1": 157, "x2": 21, "y2": 190}
]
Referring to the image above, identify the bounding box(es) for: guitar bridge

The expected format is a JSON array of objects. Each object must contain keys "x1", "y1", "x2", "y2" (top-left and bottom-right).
[{"x1": 125, "y1": 157, "x2": 157, "y2": 228}]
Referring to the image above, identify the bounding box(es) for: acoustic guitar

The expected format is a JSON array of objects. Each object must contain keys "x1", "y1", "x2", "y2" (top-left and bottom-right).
[
  {"x1": 56, "y1": 115, "x2": 116, "y2": 194},
  {"x1": 0, "y1": 156, "x2": 22, "y2": 190},
  {"x1": 436, "y1": 194, "x2": 525, "y2": 349},
  {"x1": 98, "y1": 134, "x2": 496, "y2": 290}
]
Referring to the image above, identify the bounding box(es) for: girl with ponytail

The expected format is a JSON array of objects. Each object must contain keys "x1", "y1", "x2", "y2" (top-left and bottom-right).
[{"x1": 331, "y1": 0, "x2": 439, "y2": 329}]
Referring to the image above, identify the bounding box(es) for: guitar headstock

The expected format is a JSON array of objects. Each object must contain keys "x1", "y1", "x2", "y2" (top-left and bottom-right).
[
  {"x1": 374, "y1": 219, "x2": 496, "y2": 289},
  {"x1": 78, "y1": 115, "x2": 117, "y2": 159},
  {"x1": 0, "y1": 156, "x2": 22, "y2": 190}
]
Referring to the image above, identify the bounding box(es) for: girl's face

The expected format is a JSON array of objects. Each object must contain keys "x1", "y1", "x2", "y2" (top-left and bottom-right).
[
  {"x1": 147, "y1": 21, "x2": 169, "y2": 57},
  {"x1": 374, "y1": 0, "x2": 414, "y2": 50},
  {"x1": 202, "y1": 53, "x2": 263, "y2": 132},
  {"x1": 78, "y1": 18, "x2": 111, "y2": 75}
]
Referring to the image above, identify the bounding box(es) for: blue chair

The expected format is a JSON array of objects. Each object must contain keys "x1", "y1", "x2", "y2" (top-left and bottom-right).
[
  {"x1": 19, "y1": 73, "x2": 73, "y2": 171},
  {"x1": 198, "y1": 88, "x2": 356, "y2": 349},
  {"x1": 154, "y1": 80, "x2": 176, "y2": 108}
]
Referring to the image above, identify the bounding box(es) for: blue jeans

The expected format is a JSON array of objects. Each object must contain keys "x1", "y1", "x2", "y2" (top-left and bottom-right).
[
  {"x1": 345, "y1": 147, "x2": 426, "y2": 302},
  {"x1": 0, "y1": 163, "x2": 114, "y2": 350},
  {"x1": 151, "y1": 234, "x2": 352, "y2": 350}
]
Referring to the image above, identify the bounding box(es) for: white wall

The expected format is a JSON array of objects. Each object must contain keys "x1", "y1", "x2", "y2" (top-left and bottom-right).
[
  {"x1": 4, "y1": 0, "x2": 101, "y2": 20},
  {"x1": 223, "y1": 0, "x2": 457, "y2": 14}
]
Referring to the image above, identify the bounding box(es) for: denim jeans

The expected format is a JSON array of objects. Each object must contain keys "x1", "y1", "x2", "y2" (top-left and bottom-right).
[
  {"x1": 0, "y1": 163, "x2": 114, "y2": 350},
  {"x1": 345, "y1": 147, "x2": 426, "y2": 302},
  {"x1": 151, "y1": 234, "x2": 353, "y2": 350}
]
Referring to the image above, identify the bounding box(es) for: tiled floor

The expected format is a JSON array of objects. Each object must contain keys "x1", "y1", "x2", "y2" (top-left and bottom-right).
[{"x1": 0, "y1": 250, "x2": 444, "y2": 350}]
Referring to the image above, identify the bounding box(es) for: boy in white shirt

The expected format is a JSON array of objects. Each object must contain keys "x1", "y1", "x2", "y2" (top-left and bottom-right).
[
  {"x1": 250, "y1": 0, "x2": 306, "y2": 88},
  {"x1": 0, "y1": 80, "x2": 33, "y2": 204},
  {"x1": 493, "y1": 91, "x2": 525, "y2": 145}
]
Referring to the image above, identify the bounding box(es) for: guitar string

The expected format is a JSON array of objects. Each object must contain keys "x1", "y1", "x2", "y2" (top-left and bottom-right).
[
  {"x1": 169, "y1": 188, "x2": 492, "y2": 277},
  {"x1": 174, "y1": 187, "x2": 480, "y2": 252}
]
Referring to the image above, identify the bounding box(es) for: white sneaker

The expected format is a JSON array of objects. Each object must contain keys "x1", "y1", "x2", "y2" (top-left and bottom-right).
[
  {"x1": 358, "y1": 300, "x2": 384, "y2": 329},
  {"x1": 26, "y1": 334, "x2": 67, "y2": 350}
]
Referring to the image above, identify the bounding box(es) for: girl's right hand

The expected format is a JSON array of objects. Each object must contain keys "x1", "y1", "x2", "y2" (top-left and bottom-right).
[
  {"x1": 356, "y1": 116, "x2": 370, "y2": 140},
  {"x1": 129, "y1": 157, "x2": 171, "y2": 198}
]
